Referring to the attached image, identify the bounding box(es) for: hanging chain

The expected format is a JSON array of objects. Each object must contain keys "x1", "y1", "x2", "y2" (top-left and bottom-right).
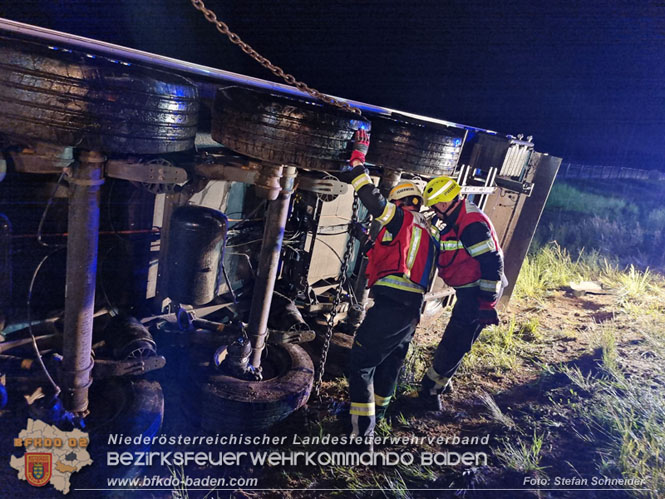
[
  {"x1": 314, "y1": 193, "x2": 359, "y2": 397},
  {"x1": 189, "y1": 0, "x2": 361, "y2": 115}
]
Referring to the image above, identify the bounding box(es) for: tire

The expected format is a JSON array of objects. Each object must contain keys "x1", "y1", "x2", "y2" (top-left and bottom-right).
[
  {"x1": 87, "y1": 378, "x2": 164, "y2": 446},
  {"x1": 82, "y1": 379, "x2": 163, "y2": 489},
  {"x1": 211, "y1": 86, "x2": 370, "y2": 171},
  {"x1": 365, "y1": 113, "x2": 466, "y2": 177},
  {"x1": 0, "y1": 36, "x2": 199, "y2": 154},
  {"x1": 186, "y1": 343, "x2": 314, "y2": 433}
]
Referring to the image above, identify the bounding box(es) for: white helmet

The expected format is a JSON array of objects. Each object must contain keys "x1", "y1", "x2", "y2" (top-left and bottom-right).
[{"x1": 388, "y1": 181, "x2": 423, "y2": 207}]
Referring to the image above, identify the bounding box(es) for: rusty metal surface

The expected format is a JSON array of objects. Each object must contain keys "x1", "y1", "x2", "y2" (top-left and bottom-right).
[
  {"x1": 194, "y1": 160, "x2": 261, "y2": 184},
  {"x1": 154, "y1": 191, "x2": 190, "y2": 312},
  {"x1": 106, "y1": 158, "x2": 188, "y2": 185},
  {"x1": 248, "y1": 167, "x2": 297, "y2": 367},
  {"x1": 9, "y1": 145, "x2": 73, "y2": 174},
  {"x1": 296, "y1": 174, "x2": 348, "y2": 199},
  {"x1": 61, "y1": 153, "x2": 104, "y2": 413}
]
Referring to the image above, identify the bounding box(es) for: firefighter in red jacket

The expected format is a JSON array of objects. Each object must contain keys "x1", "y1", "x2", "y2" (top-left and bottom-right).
[
  {"x1": 419, "y1": 176, "x2": 506, "y2": 409},
  {"x1": 340, "y1": 130, "x2": 439, "y2": 437}
]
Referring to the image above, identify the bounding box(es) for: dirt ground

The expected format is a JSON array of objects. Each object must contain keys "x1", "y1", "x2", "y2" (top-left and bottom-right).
[{"x1": 255, "y1": 288, "x2": 649, "y2": 498}]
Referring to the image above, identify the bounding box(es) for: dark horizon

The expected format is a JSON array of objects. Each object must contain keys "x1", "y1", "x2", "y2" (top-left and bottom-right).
[{"x1": 2, "y1": 0, "x2": 664, "y2": 171}]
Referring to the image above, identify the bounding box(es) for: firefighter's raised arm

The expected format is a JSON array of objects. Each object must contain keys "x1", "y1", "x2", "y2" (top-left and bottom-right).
[{"x1": 338, "y1": 130, "x2": 404, "y2": 234}]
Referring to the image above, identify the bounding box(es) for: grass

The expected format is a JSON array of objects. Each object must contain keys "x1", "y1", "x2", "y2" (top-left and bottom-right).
[
  {"x1": 477, "y1": 391, "x2": 515, "y2": 429},
  {"x1": 323, "y1": 462, "x2": 435, "y2": 499},
  {"x1": 461, "y1": 318, "x2": 540, "y2": 374},
  {"x1": 513, "y1": 243, "x2": 597, "y2": 301},
  {"x1": 497, "y1": 226, "x2": 665, "y2": 496},
  {"x1": 513, "y1": 240, "x2": 662, "y2": 309},
  {"x1": 496, "y1": 430, "x2": 546, "y2": 473},
  {"x1": 558, "y1": 365, "x2": 599, "y2": 394},
  {"x1": 575, "y1": 319, "x2": 665, "y2": 498},
  {"x1": 399, "y1": 342, "x2": 435, "y2": 393},
  {"x1": 544, "y1": 182, "x2": 636, "y2": 218},
  {"x1": 532, "y1": 180, "x2": 665, "y2": 270}
]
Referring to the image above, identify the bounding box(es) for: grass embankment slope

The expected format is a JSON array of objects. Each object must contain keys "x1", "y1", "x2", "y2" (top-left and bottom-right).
[{"x1": 262, "y1": 179, "x2": 665, "y2": 498}]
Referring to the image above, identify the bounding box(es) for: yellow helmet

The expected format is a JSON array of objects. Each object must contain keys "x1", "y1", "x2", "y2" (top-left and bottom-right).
[
  {"x1": 387, "y1": 181, "x2": 423, "y2": 206},
  {"x1": 423, "y1": 176, "x2": 461, "y2": 207}
]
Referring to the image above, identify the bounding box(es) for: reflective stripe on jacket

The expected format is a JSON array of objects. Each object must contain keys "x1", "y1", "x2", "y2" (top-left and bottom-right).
[
  {"x1": 366, "y1": 211, "x2": 438, "y2": 293},
  {"x1": 437, "y1": 200, "x2": 502, "y2": 288}
]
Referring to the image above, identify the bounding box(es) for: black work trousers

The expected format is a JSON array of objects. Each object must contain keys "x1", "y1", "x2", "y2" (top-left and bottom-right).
[
  {"x1": 421, "y1": 286, "x2": 483, "y2": 394},
  {"x1": 348, "y1": 288, "x2": 422, "y2": 437}
]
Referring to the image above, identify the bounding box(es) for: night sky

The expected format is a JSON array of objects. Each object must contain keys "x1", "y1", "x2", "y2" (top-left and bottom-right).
[{"x1": 2, "y1": 0, "x2": 664, "y2": 171}]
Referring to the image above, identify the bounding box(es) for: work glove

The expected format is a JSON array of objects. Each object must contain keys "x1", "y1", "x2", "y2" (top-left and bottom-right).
[
  {"x1": 349, "y1": 220, "x2": 369, "y2": 242},
  {"x1": 478, "y1": 297, "x2": 499, "y2": 326},
  {"x1": 478, "y1": 308, "x2": 499, "y2": 326},
  {"x1": 349, "y1": 129, "x2": 370, "y2": 166}
]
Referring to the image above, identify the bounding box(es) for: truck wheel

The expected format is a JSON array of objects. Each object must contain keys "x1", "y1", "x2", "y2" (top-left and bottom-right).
[
  {"x1": 81, "y1": 379, "x2": 163, "y2": 484},
  {"x1": 186, "y1": 343, "x2": 314, "y2": 433},
  {"x1": 87, "y1": 378, "x2": 163, "y2": 446},
  {"x1": 211, "y1": 86, "x2": 370, "y2": 171},
  {"x1": 0, "y1": 36, "x2": 199, "y2": 154},
  {"x1": 366, "y1": 113, "x2": 466, "y2": 177}
]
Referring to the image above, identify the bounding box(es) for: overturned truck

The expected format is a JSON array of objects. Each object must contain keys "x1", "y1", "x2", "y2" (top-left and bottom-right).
[{"x1": 0, "y1": 18, "x2": 561, "y2": 437}]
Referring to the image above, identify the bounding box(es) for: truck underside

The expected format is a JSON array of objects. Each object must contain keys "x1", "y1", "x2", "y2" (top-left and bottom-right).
[{"x1": 0, "y1": 18, "x2": 561, "y2": 437}]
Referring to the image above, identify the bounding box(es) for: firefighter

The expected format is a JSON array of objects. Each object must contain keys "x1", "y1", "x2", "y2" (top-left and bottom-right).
[
  {"x1": 339, "y1": 129, "x2": 439, "y2": 437},
  {"x1": 419, "y1": 175, "x2": 506, "y2": 409}
]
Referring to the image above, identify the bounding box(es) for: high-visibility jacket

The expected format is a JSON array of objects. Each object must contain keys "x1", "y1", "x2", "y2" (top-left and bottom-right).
[
  {"x1": 366, "y1": 210, "x2": 439, "y2": 294},
  {"x1": 437, "y1": 200, "x2": 502, "y2": 290}
]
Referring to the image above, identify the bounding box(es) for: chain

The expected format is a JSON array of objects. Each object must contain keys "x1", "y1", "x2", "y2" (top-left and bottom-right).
[
  {"x1": 314, "y1": 193, "x2": 359, "y2": 397},
  {"x1": 189, "y1": 0, "x2": 361, "y2": 115}
]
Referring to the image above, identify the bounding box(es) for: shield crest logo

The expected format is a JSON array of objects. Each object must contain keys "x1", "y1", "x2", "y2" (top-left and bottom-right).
[{"x1": 25, "y1": 453, "x2": 52, "y2": 487}]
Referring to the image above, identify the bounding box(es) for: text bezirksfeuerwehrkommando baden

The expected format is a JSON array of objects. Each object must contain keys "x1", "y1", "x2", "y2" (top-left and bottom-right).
[{"x1": 106, "y1": 432, "x2": 491, "y2": 468}]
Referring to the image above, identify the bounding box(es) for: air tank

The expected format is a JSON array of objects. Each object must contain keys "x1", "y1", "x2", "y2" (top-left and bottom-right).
[{"x1": 167, "y1": 205, "x2": 227, "y2": 306}]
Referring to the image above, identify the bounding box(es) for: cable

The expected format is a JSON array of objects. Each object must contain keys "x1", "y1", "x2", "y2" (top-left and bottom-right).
[
  {"x1": 98, "y1": 244, "x2": 121, "y2": 316},
  {"x1": 37, "y1": 171, "x2": 67, "y2": 249},
  {"x1": 226, "y1": 238, "x2": 264, "y2": 248},
  {"x1": 343, "y1": 277, "x2": 359, "y2": 306},
  {"x1": 227, "y1": 217, "x2": 263, "y2": 223},
  {"x1": 107, "y1": 178, "x2": 122, "y2": 241},
  {"x1": 317, "y1": 231, "x2": 352, "y2": 236},
  {"x1": 219, "y1": 218, "x2": 238, "y2": 305},
  {"x1": 227, "y1": 201, "x2": 267, "y2": 230},
  {"x1": 27, "y1": 249, "x2": 63, "y2": 397},
  {"x1": 311, "y1": 237, "x2": 344, "y2": 264},
  {"x1": 226, "y1": 252, "x2": 256, "y2": 278}
]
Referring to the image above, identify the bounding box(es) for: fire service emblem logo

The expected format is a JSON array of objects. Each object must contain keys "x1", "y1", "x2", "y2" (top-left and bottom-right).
[
  {"x1": 11, "y1": 419, "x2": 92, "y2": 494},
  {"x1": 25, "y1": 453, "x2": 52, "y2": 487}
]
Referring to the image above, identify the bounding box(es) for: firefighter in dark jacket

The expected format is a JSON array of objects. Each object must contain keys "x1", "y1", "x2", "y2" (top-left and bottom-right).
[
  {"x1": 340, "y1": 129, "x2": 439, "y2": 437},
  {"x1": 419, "y1": 176, "x2": 506, "y2": 409}
]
